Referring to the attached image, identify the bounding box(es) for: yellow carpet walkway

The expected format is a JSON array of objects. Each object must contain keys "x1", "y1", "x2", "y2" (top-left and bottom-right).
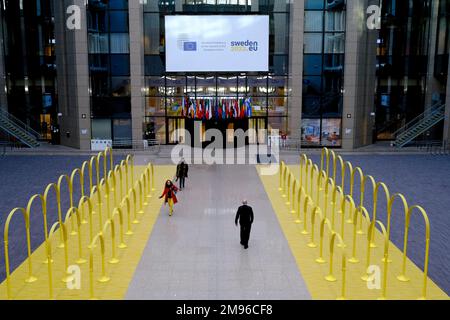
[
  {"x1": 257, "y1": 165, "x2": 448, "y2": 300},
  {"x1": 0, "y1": 165, "x2": 175, "y2": 300}
]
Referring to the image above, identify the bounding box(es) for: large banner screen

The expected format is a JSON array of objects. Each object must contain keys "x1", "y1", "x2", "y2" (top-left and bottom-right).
[{"x1": 165, "y1": 15, "x2": 269, "y2": 72}]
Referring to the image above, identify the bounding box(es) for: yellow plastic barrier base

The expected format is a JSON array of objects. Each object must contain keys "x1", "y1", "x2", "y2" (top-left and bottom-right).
[
  {"x1": 0, "y1": 165, "x2": 175, "y2": 300},
  {"x1": 257, "y1": 165, "x2": 449, "y2": 300}
]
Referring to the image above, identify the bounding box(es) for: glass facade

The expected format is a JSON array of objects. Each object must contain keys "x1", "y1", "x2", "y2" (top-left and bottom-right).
[
  {"x1": 302, "y1": 0, "x2": 346, "y2": 147},
  {"x1": 1, "y1": 0, "x2": 57, "y2": 140},
  {"x1": 143, "y1": 0, "x2": 290, "y2": 144},
  {"x1": 375, "y1": 0, "x2": 432, "y2": 140},
  {"x1": 87, "y1": 0, "x2": 132, "y2": 143},
  {"x1": 1, "y1": 0, "x2": 449, "y2": 148}
]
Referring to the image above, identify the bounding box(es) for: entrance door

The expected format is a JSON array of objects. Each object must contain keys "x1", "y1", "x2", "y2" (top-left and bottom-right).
[
  {"x1": 40, "y1": 114, "x2": 51, "y2": 140},
  {"x1": 167, "y1": 118, "x2": 186, "y2": 144},
  {"x1": 249, "y1": 117, "x2": 267, "y2": 144},
  {"x1": 202, "y1": 119, "x2": 249, "y2": 148}
]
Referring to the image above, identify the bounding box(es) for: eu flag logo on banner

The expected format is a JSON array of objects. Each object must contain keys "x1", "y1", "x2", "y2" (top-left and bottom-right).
[{"x1": 183, "y1": 42, "x2": 197, "y2": 51}]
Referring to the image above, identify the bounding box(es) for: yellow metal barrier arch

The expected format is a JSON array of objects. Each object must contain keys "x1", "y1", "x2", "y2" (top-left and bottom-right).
[
  {"x1": 108, "y1": 170, "x2": 117, "y2": 209},
  {"x1": 88, "y1": 233, "x2": 109, "y2": 300},
  {"x1": 137, "y1": 179, "x2": 145, "y2": 215},
  {"x1": 330, "y1": 150, "x2": 337, "y2": 182},
  {"x1": 295, "y1": 186, "x2": 305, "y2": 224},
  {"x1": 279, "y1": 161, "x2": 285, "y2": 191},
  {"x1": 64, "y1": 207, "x2": 86, "y2": 265},
  {"x1": 335, "y1": 155, "x2": 345, "y2": 190},
  {"x1": 126, "y1": 155, "x2": 135, "y2": 187},
  {"x1": 374, "y1": 221, "x2": 390, "y2": 300},
  {"x1": 57, "y1": 174, "x2": 76, "y2": 236},
  {"x1": 115, "y1": 165, "x2": 123, "y2": 202},
  {"x1": 112, "y1": 207, "x2": 127, "y2": 249},
  {"x1": 3, "y1": 208, "x2": 36, "y2": 299},
  {"x1": 281, "y1": 162, "x2": 288, "y2": 198},
  {"x1": 316, "y1": 217, "x2": 332, "y2": 264},
  {"x1": 102, "y1": 219, "x2": 119, "y2": 265},
  {"x1": 342, "y1": 161, "x2": 353, "y2": 200},
  {"x1": 308, "y1": 207, "x2": 323, "y2": 248},
  {"x1": 330, "y1": 185, "x2": 344, "y2": 231},
  {"x1": 97, "y1": 151, "x2": 107, "y2": 185},
  {"x1": 90, "y1": 186, "x2": 103, "y2": 232},
  {"x1": 150, "y1": 163, "x2": 156, "y2": 191},
  {"x1": 128, "y1": 188, "x2": 140, "y2": 224},
  {"x1": 371, "y1": 182, "x2": 391, "y2": 247},
  {"x1": 121, "y1": 195, "x2": 134, "y2": 235},
  {"x1": 325, "y1": 232, "x2": 347, "y2": 297},
  {"x1": 291, "y1": 177, "x2": 297, "y2": 214},
  {"x1": 358, "y1": 175, "x2": 376, "y2": 234},
  {"x1": 338, "y1": 195, "x2": 355, "y2": 247},
  {"x1": 397, "y1": 205, "x2": 431, "y2": 300},
  {"x1": 25, "y1": 194, "x2": 48, "y2": 245},
  {"x1": 300, "y1": 154, "x2": 308, "y2": 188},
  {"x1": 104, "y1": 147, "x2": 114, "y2": 186},
  {"x1": 43, "y1": 183, "x2": 64, "y2": 247},
  {"x1": 385, "y1": 193, "x2": 409, "y2": 263},
  {"x1": 348, "y1": 206, "x2": 371, "y2": 264},
  {"x1": 320, "y1": 147, "x2": 330, "y2": 180},
  {"x1": 324, "y1": 177, "x2": 335, "y2": 219},
  {"x1": 78, "y1": 196, "x2": 94, "y2": 242},
  {"x1": 316, "y1": 170, "x2": 327, "y2": 208},
  {"x1": 301, "y1": 195, "x2": 314, "y2": 235},
  {"x1": 349, "y1": 167, "x2": 365, "y2": 222},
  {"x1": 44, "y1": 221, "x2": 72, "y2": 299}
]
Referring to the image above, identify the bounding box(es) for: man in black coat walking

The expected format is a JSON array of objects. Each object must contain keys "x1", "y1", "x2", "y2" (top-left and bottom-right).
[
  {"x1": 235, "y1": 200, "x2": 254, "y2": 249},
  {"x1": 176, "y1": 158, "x2": 189, "y2": 190}
]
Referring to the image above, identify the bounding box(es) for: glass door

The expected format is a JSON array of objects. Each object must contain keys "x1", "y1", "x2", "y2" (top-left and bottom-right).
[
  {"x1": 168, "y1": 118, "x2": 186, "y2": 144},
  {"x1": 249, "y1": 117, "x2": 267, "y2": 144}
]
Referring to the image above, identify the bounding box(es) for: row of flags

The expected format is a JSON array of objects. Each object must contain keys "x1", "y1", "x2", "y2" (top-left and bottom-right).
[{"x1": 177, "y1": 98, "x2": 253, "y2": 120}]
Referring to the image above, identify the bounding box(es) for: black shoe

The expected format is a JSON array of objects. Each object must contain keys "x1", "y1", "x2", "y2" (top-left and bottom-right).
[{"x1": 244, "y1": 245, "x2": 248, "y2": 249}]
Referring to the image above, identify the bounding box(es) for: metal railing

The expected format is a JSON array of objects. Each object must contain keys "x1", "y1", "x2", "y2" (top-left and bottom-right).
[
  {"x1": 0, "y1": 140, "x2": 21, "y2": 156},
  {"x1": 392, "y1": 101, "x2": 443, "y2": 138},
  {"x1": 0, "y1": 108, "x2": 42, "y2": 140},
  {"x1": 112, "y1": 138, "x2": 161, "y2": 152},
  {"x1": 417, "y1": 140, "x2": 450, "y2": 155}
]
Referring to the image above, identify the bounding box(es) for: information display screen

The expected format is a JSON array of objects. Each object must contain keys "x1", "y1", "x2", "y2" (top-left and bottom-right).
[{"x1": 165, "y1": 15, "x2": 269, "y2": 72}]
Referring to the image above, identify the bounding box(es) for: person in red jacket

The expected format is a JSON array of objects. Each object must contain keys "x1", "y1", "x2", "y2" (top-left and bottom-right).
[{"x1": 159, "y1": 180, "x2": 178, "y2": 216}]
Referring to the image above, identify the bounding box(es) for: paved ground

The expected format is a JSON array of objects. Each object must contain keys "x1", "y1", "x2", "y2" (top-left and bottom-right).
[
  {"x1": 1, "y1": 152, "x2": 449, "y2": 297},
  {"x1": 0, "y1": 155, "x2": 123, "y2": 283},
  {"x1": 282, "y1": 153, "x2": 450, "y2": 295},
  {"x1": 126, "y1": 165, "x2": 311, "y2": 300}
]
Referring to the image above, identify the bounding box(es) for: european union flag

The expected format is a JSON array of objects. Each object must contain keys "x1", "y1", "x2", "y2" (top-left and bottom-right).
[{"x1": 183, "y1": 42, "x2": 197, "y2": 51}]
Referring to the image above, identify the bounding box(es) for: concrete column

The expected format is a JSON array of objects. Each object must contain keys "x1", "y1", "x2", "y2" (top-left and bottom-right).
[
  {"x1": 443, "y1": 55, "x2": 450, "y2": 143},
  {"x1": 424, "y1": 0, "x2": 442, "y2": 108},
  {"x1": 287, "y1": 0, "x2": 304, "y2": 140},
  {"x1": 0, "y1": 8, "x2": 7, "y2": 110},
  {"x1": 175, "y1": 0, "x2": 183, "y2": 12},
  {"x1": 129, "y1": 0, "x2": 145, "y2": 144},
  {"x1": 54, "y1": 0, "x2": 90, "y2": 150},
  {"x1": 341, "y1": 0, "x2": 377, "y2": 150},
  {"x1": 251, "y1": 0, "x2": 259, "y2": 12}
]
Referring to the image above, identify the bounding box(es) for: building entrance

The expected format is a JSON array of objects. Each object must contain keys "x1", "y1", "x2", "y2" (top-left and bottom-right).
[{"x1": 184, "y1": 118, "x2": 266, "y2": 148}]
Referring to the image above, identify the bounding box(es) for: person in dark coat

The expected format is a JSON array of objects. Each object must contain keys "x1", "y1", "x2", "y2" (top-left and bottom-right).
[
  {"x1": 176, "y1": 158, "x2": 189, "y2": 190},
  {"x1": 235, "y1": 200, "x2": 254, "y2": 249},
  {"x1": 159, "y1": 180, "x2": 178, "y2": 216}
]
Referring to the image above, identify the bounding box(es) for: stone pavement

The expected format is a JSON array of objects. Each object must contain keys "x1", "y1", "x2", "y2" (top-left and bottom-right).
[{"x1": 126, "y1": 165, "x2": 311, "y2": 300}]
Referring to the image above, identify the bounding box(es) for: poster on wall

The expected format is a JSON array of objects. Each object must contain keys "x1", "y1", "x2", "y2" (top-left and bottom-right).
[
  {"x1": 321, "y1": 119, "x2": 342, "y2": 147},
  {"x1": 301, "y1": 119, "x2": 320, "y2": 145},
  {"x1": 381, "y1": 94, "x2": 390, "y2": 107}
]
